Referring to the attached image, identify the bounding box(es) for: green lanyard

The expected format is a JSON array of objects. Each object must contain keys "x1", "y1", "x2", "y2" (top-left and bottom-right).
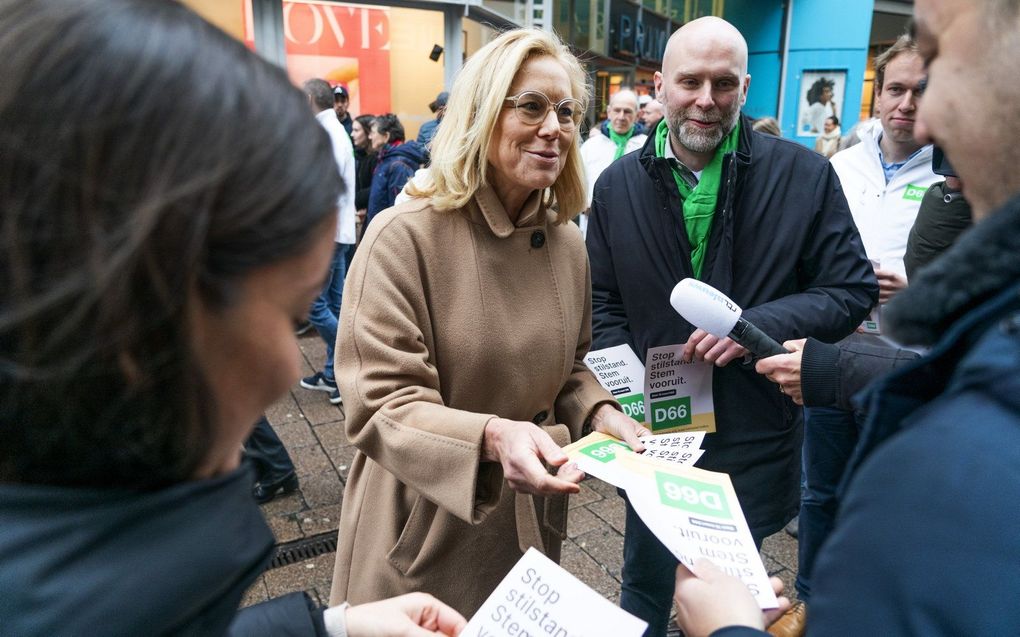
[{"x1": 653, "y1": 119, "x2": 740, "y2": 279}]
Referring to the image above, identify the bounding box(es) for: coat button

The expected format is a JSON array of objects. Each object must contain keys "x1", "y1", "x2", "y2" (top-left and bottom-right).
[
  {"x1": 532, "y1": 411, "x2": 548, "y2": 425},
  {"x1": 530, "y1": 230, "x2": 545, "y2": 249}
]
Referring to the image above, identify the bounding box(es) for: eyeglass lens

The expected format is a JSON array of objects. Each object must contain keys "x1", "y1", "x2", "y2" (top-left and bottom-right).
[{"x1": 513, "y1": 92, "x2": 580, "y2": 126}]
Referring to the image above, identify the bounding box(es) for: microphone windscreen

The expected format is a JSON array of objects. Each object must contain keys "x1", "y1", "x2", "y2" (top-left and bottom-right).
[{"x1": 669, "y1": 278, "x2": 743, "y2": 337}]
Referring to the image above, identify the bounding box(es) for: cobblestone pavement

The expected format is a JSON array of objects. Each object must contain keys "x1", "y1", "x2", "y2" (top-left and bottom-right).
[{"x1": 242, "y1": 334, "x2": 800, "y2": 618}]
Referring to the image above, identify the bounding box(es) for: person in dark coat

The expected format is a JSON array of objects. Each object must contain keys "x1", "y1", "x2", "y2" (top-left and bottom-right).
[
  {"x1": 416, "y1": 90, "x2": 448, "y2": 147},
  {"x1": 352, "y1": 114, "x2": 378, "y2": 214},
  {"x1": 754, "y1": 336, "x2": 920, "y2": 410},
  {"x1": 585, "y1": 17, "x2": 876, "y2": 637},
  {"x1": 671, "y1": 1, "x2": 1020, "y2": 635},
  {"x1": 365, "y1": 113, "x2": 429, "y2": 230},
  {"x1": 0, "y1": 2, "x2": 466, "y2": 636},
  {"x1": 904, "y1": 177, "x2": 972, "y2": 278}
]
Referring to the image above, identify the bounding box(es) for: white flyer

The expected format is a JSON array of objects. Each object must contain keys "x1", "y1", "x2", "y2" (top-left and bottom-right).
[
  {"x1": 643, "y1": 345, "x2": 716, "y2": 434},
  {"x1": 461, "y1": 547, "x2": 647, "y2": 637},
  {"x1": 562, "y1": 432, "x2": 705, "y2": 491},
  {"x1": 584, "y1": 344, "x2": 647, "y2": 423},
  {"x1": 639, "y1": 431, "x2": 706, "y2": 466},
  {"x1": 618, "y1": 453, "x2": 779, "y2": 610}
]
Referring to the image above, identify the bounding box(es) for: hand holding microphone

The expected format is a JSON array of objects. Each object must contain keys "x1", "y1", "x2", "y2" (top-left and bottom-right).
[{"x1": 669, "y1": 279, "x2": 788, "y2": 360}]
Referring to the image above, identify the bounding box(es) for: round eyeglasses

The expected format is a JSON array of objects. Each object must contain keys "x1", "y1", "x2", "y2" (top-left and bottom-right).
[{"x1": 504, "y1": 91, "x2": 583, "y2": 129}]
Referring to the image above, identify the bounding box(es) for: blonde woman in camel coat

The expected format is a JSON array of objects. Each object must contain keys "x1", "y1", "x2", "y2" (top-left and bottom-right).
[{"x1": 329, "y1": 28, "x2": 648, "y2": 616}]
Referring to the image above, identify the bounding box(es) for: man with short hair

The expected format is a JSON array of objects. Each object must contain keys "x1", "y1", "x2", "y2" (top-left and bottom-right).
[
  {"x1": 586, "y1": 16, "x2": 876, "y2": 637},
  {"x1": 672, "y1": 1, "x2": 1020, "y2": 634},
  {"x1": 832, "y1": 34, "x2": 939, "y2": 303},
  {"x1": 577, "y1": 90, "x2": 648, "y2": 236},
  {"x1": 333, "y1": 84, "x2": 353, "y2": 135},
  {"x1": 641, "y1": 98, "x2": 665, "y2": 130},
  {"x1": 581, "y1": 90, "x2": 647, "y2": 207},
  {"x1": 300, "y1": 79, "x2": 356, "y2": 405},
  {"x1": 795, "y1": 33, "x2": 941, "y2": 603}
]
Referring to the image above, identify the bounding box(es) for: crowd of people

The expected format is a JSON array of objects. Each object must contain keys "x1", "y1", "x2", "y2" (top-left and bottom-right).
[{"x1": 3, "y1": 0, "x2": 1019, "y2": 636}]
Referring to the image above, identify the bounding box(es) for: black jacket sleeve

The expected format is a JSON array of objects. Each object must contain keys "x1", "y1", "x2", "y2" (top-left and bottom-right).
[
  {"x1": 587, "y1": 181, "x2": 635, "y2": 351},
  {"x1": 904, "y1": 181, "x2": 972, "y2": 280},
  {"x1": 800, "y1": 336, "x2": 920, "y2": 411},
  {"x1": 741, "y1": 163, "x2": 878, "y2": 344},
  {"x1": 228, "y1": 592, "x2": 327, "y2": 637}
]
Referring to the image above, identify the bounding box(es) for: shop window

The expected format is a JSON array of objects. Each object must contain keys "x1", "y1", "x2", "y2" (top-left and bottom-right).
[{"x1": 244, "y1": 1, "x2": 445, "y2": 139}]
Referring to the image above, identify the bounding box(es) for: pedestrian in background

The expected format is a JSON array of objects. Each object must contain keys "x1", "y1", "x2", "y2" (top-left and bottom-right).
[
  {"x1": 416, "y1": 91, "x2": 448, "y2": 147},
  {"x1": 364, "y1": 113, "x2": 429, "y2": 230},
  {"x1": 298, "y1": 79, "x2": 358, "y2": 406},
  {"x1": 351, "y1": 114, "x2": 378, "y2": 237},
  {"x1": 814, "y1": 115, "x2": 841, "y2": 158}
]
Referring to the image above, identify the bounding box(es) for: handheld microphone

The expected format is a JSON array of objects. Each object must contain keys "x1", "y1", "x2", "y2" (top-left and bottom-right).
[{"x1": 669, "y1": 278, "x2": 788, "y2": 358}]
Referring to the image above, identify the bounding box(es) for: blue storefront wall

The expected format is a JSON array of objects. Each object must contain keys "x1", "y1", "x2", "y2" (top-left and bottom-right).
[
  {"x1": 782, "y1": 0, "x2": 873, "y2": 143},
  {"x1": 725, "y1": 0, "x2": 874, "y2": 145},
  {"x1": 724, "y1": 0, "x2": 783, "y2": 121}
]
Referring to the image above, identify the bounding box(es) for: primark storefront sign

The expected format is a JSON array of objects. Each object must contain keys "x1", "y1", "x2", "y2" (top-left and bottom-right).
[{"x1": 608, "y1": 0, "x2": 672, "y2": 65}]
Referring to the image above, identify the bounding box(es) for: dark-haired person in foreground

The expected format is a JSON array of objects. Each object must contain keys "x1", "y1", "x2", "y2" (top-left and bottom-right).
[
  {"x1": 672, "y1": 1, "x2": 1020, "y2": 634},
  {"x1": 0, "y1": 1, "x2": 463, "y2": 635}
]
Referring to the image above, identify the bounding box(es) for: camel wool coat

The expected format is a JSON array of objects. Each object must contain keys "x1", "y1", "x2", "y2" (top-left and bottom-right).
[{"x1": 329, "y1": 186, "x2": 614, "y2": 616}]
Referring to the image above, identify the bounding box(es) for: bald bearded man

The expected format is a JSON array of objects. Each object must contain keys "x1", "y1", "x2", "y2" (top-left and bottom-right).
[{"x1": 585, "y1": 17, "x2": 876, "y2": 636}]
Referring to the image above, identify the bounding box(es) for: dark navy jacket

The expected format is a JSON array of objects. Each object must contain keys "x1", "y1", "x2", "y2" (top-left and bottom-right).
[
  {"x1": 587, "y1": 114, "x2": 877, "y2": 534},
  {"x1": 712, "y1": 194, "x2": 1020, "y2": 635},
  {"x1": 0, "y1": 466, "x2": 327, "y2": 636},
  {"x1": 365, "y1": 141, "x2": 429, "y2": 229}
]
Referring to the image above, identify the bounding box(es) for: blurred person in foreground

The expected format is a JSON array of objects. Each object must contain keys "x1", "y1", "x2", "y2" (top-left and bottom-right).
[
  {"x1": 672, "y1": 1, "x2": 1020, "y2": 634},
  {"x1": 329, "y1": 27, "x2": 647, "y2": 617},
  {"x1": 0, "y1": 1, "x2": 465, "y2": 635}
]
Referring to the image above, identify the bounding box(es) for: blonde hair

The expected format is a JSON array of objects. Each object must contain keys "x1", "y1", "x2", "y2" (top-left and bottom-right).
[{"x1": 408, "y1": 28, "x2": 590, "y2": 222}]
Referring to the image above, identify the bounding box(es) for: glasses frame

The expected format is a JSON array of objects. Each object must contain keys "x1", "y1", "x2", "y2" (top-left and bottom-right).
[{"x1": 503, "y1": 90, "x2": 584, "y2": 129}]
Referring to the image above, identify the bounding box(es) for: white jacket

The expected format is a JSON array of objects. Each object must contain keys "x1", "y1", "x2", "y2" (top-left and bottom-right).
[
  {"x1": 316, "y1": 109, "x2": 357, "y2": 245},
  {"x1": 830, "y1": 120, "x2": 939, "y2": 278},
  {"x1": 581, "y1": 131, "x2": 646, "y2": 207}
]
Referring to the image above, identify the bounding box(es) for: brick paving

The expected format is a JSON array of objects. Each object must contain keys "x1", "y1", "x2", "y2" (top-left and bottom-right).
[{"x1": 242, "y1": 333, "x2": 800, "y2": 614}]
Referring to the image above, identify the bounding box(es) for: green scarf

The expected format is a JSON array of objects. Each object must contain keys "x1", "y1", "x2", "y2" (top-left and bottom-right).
[
  {"x1": 654, "y1": 118, "x2": 740, "y2": 279},
  {"x1": 608, "y1": 126, "x2": 636, "y2": 161}
]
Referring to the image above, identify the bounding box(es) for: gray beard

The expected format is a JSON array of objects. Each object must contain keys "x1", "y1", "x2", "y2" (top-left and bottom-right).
[{"x1": 669, "y1": 105, "x2": 741, "y2": 154}]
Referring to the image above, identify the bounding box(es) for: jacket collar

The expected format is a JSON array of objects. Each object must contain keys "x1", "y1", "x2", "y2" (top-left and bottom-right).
[
  {"x1": 885, "y1": 192, "x2": 1020, "y2": 346},
  {"x1": 0, "y1": 466, "x2": 274, "y2": 634},
  {"x1": 470, "y1": 185, "x2": 544, "y2": 237},
  {"x1": 855, "y1": 118, "x2": 934, "y2": 177}
]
